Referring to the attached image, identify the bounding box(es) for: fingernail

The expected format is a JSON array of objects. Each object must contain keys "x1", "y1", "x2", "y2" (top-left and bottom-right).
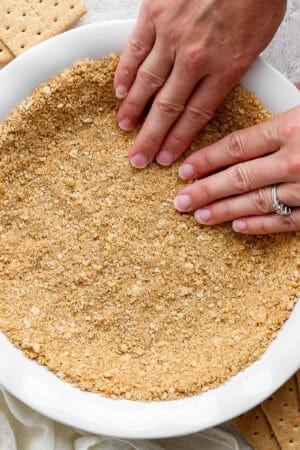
[
  {"x1": 194, "y1": 208, "x2": 212, "y2": 224},
  {"x1": 179, "y1": 164, "x2": 196, "y2": 179},
  {"x1": 119, "y1": 118, "x2": 134, "y2": 131},
  {"x1": 174, "y1": 194, "x2": 192, "y2": 212},
  {"x1": 130, "y1": 153, "x2": 148, "y2": 169},
  {"x1": 156, "y1": 149, "x2": 174, "y2": 166},
  {"x1": 116, "y1": 85, "x2": 128, "y2": 99},
  {"x1": 232, "y1": 220, "x2": 247, "y2": 232}
]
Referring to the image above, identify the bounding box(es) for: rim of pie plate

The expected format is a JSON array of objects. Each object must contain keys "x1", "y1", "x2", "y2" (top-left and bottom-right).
[{"x1": 0, "y1": 20, "x2": 299, "y2": 440}]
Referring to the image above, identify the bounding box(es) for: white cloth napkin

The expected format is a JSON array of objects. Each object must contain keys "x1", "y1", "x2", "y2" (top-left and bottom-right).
[{"x1": 0, "y1": 387, "x2": 246, "y2": 449}]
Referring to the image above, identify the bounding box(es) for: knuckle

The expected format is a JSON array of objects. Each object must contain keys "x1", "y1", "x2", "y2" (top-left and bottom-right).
[
  {"x1": 258, "y1": 220, "x2": 269, "y2": 234},
  {"x1": 168, "y1": 26, "x2": 182, "y2": 46},
  {"x1": 287, "y1": 155, "x2": 300, "y2": 174},
  {"x1": 224, "y1": 58, "x2": 250, "y2": 81},
  {"x1": 148, "y1": 2, "x2": 166, "y2": 19},
  {"x1": 185, "y1": 105, "x2": 213, "y2": 124},
  {"x1": 183, "y1": 48, "x2": 208, "y2": 73},
  {"x1": 167, "y1": 133, "x2": 190, "y2": 150},
  {"x1": 128, "y1": 38, "x2": 149, "y2": 59},
  {"x1": 276, "y1": 154, "x2": 290, "y2": 176},
  {"x1": 199, "y1": 149, "x2": 214, "y2": 172},
  {"x1": 226, "y1": 132, "x2": 245, "y2": 160},
  {"x1": 114, "y1": 63, "x2": 129, "y2": 80},
  {"x1": 216, "y1": 201, "x2": 232, "y2": 222},
  {"x1": 280, "y1": 214, "x2": 297, "y2": 231},
  {"x1": 138, "y1": 66, "x2": 165, "y2": 90},
  {"x1": 280, "y1": 115, "x2": 300, "y2": 140},
  {"x1": 139, "y1": 133, "x2": 161, "y2": 147},
  {"x1": 119, "y1": 98, "x2": 144, "y2": 118},
  {"x1": 231, "y1": 164, "x2": 252, "y2": 193},
  {"x1": 156, "y1": 99, "x2": 184, "y2": 117},
  {"x1": 253, "y1": 189, "x2": 271, "y2": 214},
  {"x1": 194, "y1": 181, "x2": 212, "y2": 204},
  {"x1": 284, "y1": 186, "x2": 299, "y2": 204}
]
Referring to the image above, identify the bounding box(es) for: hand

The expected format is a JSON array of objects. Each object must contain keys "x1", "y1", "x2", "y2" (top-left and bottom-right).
[
  {"x1": 174, "y1": 106, "x2": 300, "y2": 234},
  {"x1": 114, "y1": 0, "x2": 286, "y2": 169}
]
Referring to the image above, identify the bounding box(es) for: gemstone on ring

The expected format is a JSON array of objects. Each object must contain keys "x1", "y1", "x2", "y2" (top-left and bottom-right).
[{"x1": 271, "y1": 184, "x2": 292, "y2": 216}]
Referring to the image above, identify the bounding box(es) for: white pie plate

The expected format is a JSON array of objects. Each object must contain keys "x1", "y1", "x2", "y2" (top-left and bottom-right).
[{"x1": 0, "y1": 20, "x2": 299, "y2": 440}]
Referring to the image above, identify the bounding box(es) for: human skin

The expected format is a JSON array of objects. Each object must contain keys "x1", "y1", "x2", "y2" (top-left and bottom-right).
[
  {"x1": 114, "y1": 0, "x2": 287, "y2": 169},
  {"x1": 174, "y1": 105, "x2": 300, "y2": 234}
]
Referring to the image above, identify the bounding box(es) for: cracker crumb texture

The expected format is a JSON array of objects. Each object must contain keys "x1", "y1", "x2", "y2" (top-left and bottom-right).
[{"x1": 0, "y1": 55, "x2": 299, "y2": 401}]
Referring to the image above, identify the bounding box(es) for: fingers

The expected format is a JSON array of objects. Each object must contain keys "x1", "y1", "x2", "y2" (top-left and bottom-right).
[
  {"x1": 174, "y1": 153, "x2": 288, "y2": 213},
  {"x1": 178, "y1": 117, "x2": 281, "y2": 180},
  {"x1": 114, "y1": 11, "x2": 155, "y2": 98},
  {"x1": 156, "y1": 75, "x2": 236, "y2": 165},
  {"x1": 232, "y1": 209, "x2": 300, "y2": 235},
  {"x1": 129, "y1": 55, "x2": 206, "y2": 168},
  {"x1": 194, "y1": 183, "x2": 299, "y2": 225},
  {"x1": 117, "y1": 43, "x2": 174, "y2": 132}
]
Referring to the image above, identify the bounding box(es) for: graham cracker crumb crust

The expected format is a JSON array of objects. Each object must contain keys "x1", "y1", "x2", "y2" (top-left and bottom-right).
[{"x1": 0, "y1": 55, "x2": 299, "y2": 401}]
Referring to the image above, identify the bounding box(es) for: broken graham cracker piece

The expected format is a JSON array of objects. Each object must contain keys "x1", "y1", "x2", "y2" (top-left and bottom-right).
[
  {"x1": 262, "y1": 376, "x2": 300, "y2": 449},
  {"x1": 233, "y1": 406, "x2": 281, "y2": 450},
  {"x1": 0, "y1": 39, "x2": 13, "y2": 65},
  {"x1": 297, "y1": 371, "x2": 300, "y2": 394},
  {"x1": 0, "y1": 0, "x2": 86, "y2": 56}
]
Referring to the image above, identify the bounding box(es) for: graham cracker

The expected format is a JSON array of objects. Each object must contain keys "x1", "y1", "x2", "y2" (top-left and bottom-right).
[
  {"x1": 297, "y1": 371, "x2": 300, "y2": 394},
  {"x1": 262, "y1": 376, "x2": 300, "y2": 449},
  {"x1": 0, "y1": 0, "x2": 86, "y2": 56},
  {"x1": 0, "y1": 39, "x2": 13, "y2": 65},
  {"x1": 233, "y1": 405, "x2": 281, "y2": 450}
]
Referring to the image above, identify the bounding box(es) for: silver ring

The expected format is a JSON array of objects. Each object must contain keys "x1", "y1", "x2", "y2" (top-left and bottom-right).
[{"x1": 272, "y1": 184, "x2": 292, "y2": 216}]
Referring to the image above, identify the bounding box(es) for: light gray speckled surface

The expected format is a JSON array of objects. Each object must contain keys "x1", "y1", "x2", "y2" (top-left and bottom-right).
[{"x1": 82, "y1": 0, "x2": 300, "y2": 81}]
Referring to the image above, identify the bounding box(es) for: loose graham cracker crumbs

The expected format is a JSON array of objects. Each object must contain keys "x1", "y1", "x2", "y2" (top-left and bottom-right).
[{"x1": 0, "y1": 55, "x2": 299, "y2": 401}]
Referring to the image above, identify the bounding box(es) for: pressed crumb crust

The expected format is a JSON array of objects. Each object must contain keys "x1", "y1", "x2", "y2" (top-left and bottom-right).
[{"x1": 0, "y1": 55, "x2": 299, "y2": 401}]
